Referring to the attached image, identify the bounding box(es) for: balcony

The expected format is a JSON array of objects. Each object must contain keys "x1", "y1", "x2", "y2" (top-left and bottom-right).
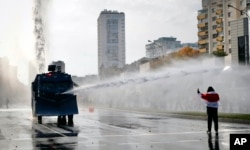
[
  {"x1": 217, "y1": 3, "x2": 223, "y2": 7},
  {"x1": 197, "y1": 14, "x2": 206, "y2": 20},
  {"x1": 216, "y1": 36, "x2": 224, "y2": 42},
  {"x1": 216, "y1": 18, "x2": 223, "y2": 24},
  {"x1": 198, "y1": 39, "x2": 208, "y2": 45},
  {"x1": 216, "y1": 9, "x2": 223, "y2": 15},
  {"x1": 198, "y1": 31, "x2": 208, "y2": 36},
  {"x1": 197, "y1": 22, "x2": 208, "y2": 28},
  {"x1": 199, "y1": 48, "x2": 207, "y2": 53},
  {"x1": 216, "y1": 27, "x2": 223, "y2": 32},
  {"x1": 217, "y1": 44, "x2": 224, "y2": 50}
]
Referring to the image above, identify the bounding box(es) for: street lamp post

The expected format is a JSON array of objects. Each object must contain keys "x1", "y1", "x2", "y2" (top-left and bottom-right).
[{"x1": 228, "y1": 4, "x2": 250, "y2": 18}]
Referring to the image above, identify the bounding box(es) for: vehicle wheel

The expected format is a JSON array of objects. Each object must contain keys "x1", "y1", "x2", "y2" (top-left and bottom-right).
[
  {"x1": 57, "y1": 115, "x2": 66, "y2": 126},
  {"x1": 38, "y1": 116, "x2": 42, "y2": 124},
  {"x1": 61, "y1": 115, "x2": 66, "y2": 125},
  {"x1": 68, "y1": 115, "x2": 74, "y2": 126},
  {"x1": 57, "y1": 116, "x2": 61, "y2": 126}
]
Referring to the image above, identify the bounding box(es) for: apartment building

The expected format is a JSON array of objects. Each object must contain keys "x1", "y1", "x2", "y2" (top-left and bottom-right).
[
  {"x1": 198, "y1": 0, "x2": 250, "y2": 65},
  {"x1": 97, "y1": 10, "x2": 126, "y2": 78}
]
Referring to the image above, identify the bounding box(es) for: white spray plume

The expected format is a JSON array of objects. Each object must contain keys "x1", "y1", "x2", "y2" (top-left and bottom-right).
[{"x1": 73, "y1": 58, "x2": 250, "y2": 113}]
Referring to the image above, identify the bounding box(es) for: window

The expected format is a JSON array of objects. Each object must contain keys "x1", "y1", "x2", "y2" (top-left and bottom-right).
[
  {"x1": 213, "y1": 33, "x2": 218, "y2": 38},
  {"x1": 228, "y1": 21, "x2": 230, "y2": 26},
  {"x1": 228, "y1": 12, "x2": 232, "y2": 17},
  {"x1": 213, "y1": 42, "x2": 217, "y2": 48},
  {"x1": 107, "y1": 19, "x2": 119, "y2": 43},
  {"x1": 213, "y1": 25, "x2": 217, "y2": 29},
  {"x1": 228, "y1": 30, "x2": 231, "y2": 36},
  {"x1": 212, "y1": 8, "x2": 215, "y2": 13},
  {"x1": 41, "y1": 81, "x2": 71, "y2": 92},
  {"x1": 212, "y1": 16, "x2": 217, "y2": 21},
  {"x1": 240, "y1": 0, "x2": 244, "y2": 6}
]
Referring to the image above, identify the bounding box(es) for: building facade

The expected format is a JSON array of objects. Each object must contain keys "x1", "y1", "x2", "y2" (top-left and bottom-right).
[
  {"x1": 198, "y1": 0, "x2": 250, "y2": 65},
  {"x1": 0, "y1": 57, "x2": 28, "y2": 106},
  {"x1": 231, "y1": 18, "x2": 249, "y2": 65},
  {"x1": 98, "y1": 10, "x2": 126, "y2": 78},
  {"x1": 146, "y1": 37, "x2": 181, "y2": 59}
]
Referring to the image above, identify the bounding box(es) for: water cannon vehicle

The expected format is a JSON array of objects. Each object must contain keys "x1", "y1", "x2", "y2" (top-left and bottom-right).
[{"x1": 31, "y1": 64, "x2": 78, "y2": 126}]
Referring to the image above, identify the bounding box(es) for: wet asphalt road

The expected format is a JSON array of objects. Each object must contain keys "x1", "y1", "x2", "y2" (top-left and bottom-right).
[{"x1": 0, "y1": 107, "x2": 250, "y2": 150}]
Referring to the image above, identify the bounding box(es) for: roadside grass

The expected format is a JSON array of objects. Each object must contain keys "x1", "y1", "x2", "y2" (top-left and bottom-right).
[
  {"x1": 95, "y1": 106, "x2": 250, "y2": 123},
  {"x1": 172, "y1": 111, "x2": 250, "y2": 120}
]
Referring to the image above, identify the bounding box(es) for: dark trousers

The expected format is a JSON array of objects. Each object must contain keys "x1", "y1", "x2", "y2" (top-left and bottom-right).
[{"x1": 207, "y1": 107, "x2": 218, "y2": 132}]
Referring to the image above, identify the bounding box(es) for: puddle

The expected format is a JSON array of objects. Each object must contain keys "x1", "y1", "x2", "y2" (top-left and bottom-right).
[
  {"x1": 139, "y1": 117, "x2": 166, "y2": 120},
  {"x1": 110, "y1": 123, "x2": 142, "y2": 129}
]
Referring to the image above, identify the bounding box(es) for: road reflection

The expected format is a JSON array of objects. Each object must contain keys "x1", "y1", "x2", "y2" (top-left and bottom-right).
[
  {"x1": 32, "y1": 122, "x2": 79, "y2": 149},
  {"x1": 208, "y1": 134, "x2": 219, "y2": 150}
]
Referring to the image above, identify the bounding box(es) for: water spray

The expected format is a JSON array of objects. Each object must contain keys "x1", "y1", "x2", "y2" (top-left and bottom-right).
[
  {"x1": 33, "y1": 0, "x2": 46, "y2": 73},
  {"x1": 66, "y1": 65, "x2": 223, "y2": 94},
  {"x1": 75, "y1": 62, "x2": 250, "y2": 113},
  {"x1": 222, "y1": 65, "x2": 231, "y2": 71}
]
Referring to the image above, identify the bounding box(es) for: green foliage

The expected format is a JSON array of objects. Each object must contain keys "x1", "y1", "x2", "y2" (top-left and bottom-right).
[
  {"x1": 174, "y1": 112, "x2": 250, "y2": 120},
  {"x1": 213, "y1": 50, "x2": 228, "y2": 57}
]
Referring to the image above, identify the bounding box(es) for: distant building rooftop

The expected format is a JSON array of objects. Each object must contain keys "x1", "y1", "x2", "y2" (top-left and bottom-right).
[
  {"x1": 157, "y1": 37, "x2": 177, "y2": 42},
  {"x1": 101, "y1": 9, "x2": 124, "y2": 14}
]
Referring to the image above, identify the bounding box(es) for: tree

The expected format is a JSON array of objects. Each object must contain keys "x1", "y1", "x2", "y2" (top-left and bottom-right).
[{"x1": 171, "y1": 46, "x2": 200, "y2": 58}]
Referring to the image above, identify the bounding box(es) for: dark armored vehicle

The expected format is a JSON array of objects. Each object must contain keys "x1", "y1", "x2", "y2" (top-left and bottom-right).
[{"x1": 31, "y1": 64, "x2": 78, "y2": 126}]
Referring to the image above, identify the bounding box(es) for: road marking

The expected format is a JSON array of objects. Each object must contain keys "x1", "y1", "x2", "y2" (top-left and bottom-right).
[
  {"x1": 39, "y1": 124, "x2": 67, "y2": 137},
  {"x1": 119, "y1": 139, "x2": 201, "y2": 145},
  {"x1": 81, "y1": 129, "x2": 250, "y2": 138},
  {"x1": 0, "y1": 108, "x2": 31, "y2": 112},
  {"x1": 85, "y1": 144, "x2": 107, "y2": 147}
]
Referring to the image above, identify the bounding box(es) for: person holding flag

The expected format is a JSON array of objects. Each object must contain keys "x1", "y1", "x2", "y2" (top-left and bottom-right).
[{"x1": 197, "y1": 86, "x2": 220, "y2": 135}]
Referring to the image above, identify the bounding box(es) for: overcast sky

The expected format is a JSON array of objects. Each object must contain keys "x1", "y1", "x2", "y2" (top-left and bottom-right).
[{"x1": 0, "y1": 0, "x2": 201, "y2": 83}]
